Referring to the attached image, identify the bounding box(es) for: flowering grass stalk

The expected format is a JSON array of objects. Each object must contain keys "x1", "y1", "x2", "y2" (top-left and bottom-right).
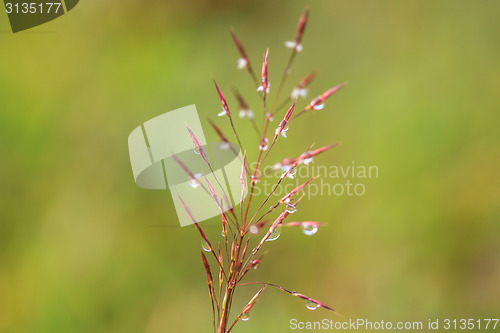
[{"x1": 175, "y1": 7, "x2": 346, "y2": 332}]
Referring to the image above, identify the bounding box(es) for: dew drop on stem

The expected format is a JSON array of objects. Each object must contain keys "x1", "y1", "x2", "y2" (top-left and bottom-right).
[
  {"x1": 305, "y1": 299, "x2": 320, "y2": 310},
  {"x1": 302, "y1": 224, "x2": 318, "y2": 236},
  {"x1": 241, "y1": 312, "x2": 250, "y2": 321},
  {"x1": 219, "y1": 142, "x2": 231, "y2": 150},
  {"x1": 266, "y1": 225, "x2": 281, "y2": 241},
  {"x1": 288, "y1": 169, "x2": 297, "y2": 179},
  {"x1": 193, "y1": 144, "x2": 202, "y2": 155},
  {"x1": 188, "y1": 178, "x2": 199, "y2": 188},
  {"x1": 201, "y1": 239, "x2": 211, "y2": 252},
  {"x1": 259, "y1": 138, "x2": 269, "y2": 151},
  {"x1": 188, "y1": 173, "x2": 202, "y2": 188},
  {"x1": 303, "y1": 157, "x2": 313, "y2": 165},
  {"x1": 237, "y1": 58, "x2": 248, "y2": 69},
  {"x1": 286, "y1": 204, "x2": 297, "y2": 214},
  {"x1": 313, "y1": 103, "x2": 325, "y2": 110}
]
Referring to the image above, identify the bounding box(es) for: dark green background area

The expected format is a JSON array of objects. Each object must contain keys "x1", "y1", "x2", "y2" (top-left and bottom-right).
[
  {"x1": 65, "y1": 0, "x2": 77, "y2": 11},
  {"x1": 4, "y1": 0, "x2": 78, "y2": 32},
  {"x1": 0, "y1": 1, "x2": 499, "y2": 332},
  {"x1": 5, "y1": 0, "x2": 64, "y2": 32}
]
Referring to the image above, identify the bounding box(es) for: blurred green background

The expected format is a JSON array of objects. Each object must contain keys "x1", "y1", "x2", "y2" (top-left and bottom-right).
[{"x1": 1, "y1": 0, "x2": 499, "y2": 332}]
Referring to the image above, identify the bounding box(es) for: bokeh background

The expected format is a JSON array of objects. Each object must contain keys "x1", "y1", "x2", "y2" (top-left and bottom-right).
[{"x1": 1, "y1": 0, "x2": 499, "y2": 332}]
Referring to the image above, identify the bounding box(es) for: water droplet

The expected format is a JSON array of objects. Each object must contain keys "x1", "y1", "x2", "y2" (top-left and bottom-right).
[
  {"x1": 241, "y1": 312, "x2": 250, "y2": 321},
  {"x1": 287, "y1": 168, "x2": 297, "y2": 179},
  {"x1": 201, "y1": 239, "x2": 211, "y2": 252},
  {"x1": 285, "y1": 41, "x2": 296, "y2": 49},
  {"x1": 302, "y1": 224, "x2": 318, "y2": 236},
  {"x1": 251, "y1": 260, "x2": 260, "y2": 269},
  {"x1": 219, "y1": 142, "x2": 231, "y2": 150},
  {"x1": 249, "y1": 225, "x2": 259, "y2": 235},
  {"x1": 266, "y1": 225, "x2": 281, "y2": 241},
  {"x1": 188, "y1": 178, "x2": 199, "y2": 188},
  {"x1": 281, "y1": 124, "x2": 289, "y2": 138},
  {"x1": 266, "y1": 113, "x2": 274, "y2": 122},
  {"x1": 238, "y1": 109, "x2": 255, "y2": 120},
  {"x1": 237, "y1": 57, "x2": 248, "y2": 69},
  {"x1": 286, "y1": 204, "x2": 297, "y2": 214},
  {"x1": 259, "y1": 138, "x2": 269, "y2": 151},
  {"x1": 218, "y1": 108, "x2": 227, "y2": 117},
  {"x1": 303, "y1": 157, "x2": 313, "y2": 165},
  {"x1": 257, "y1": 85, "x2": 264, "y2": 92},
  {"x1": 305, "y1": 300, "x2": 320, "y2": 310},
  {"x1": 193, "y1": 144, "x2": 202, "y2": 155},
  {"x1": 221, "y1": 229, "x2": 226, "y2": 237},
  {"x1": 189, "y1": 173, "x2": 202, "y2": 188},
  {"x1": 313, "y1": 103, "x2": 325, "y2": 110},
  {"x1": 296, "y1": 44, "x2": 303, "y2": 52}
]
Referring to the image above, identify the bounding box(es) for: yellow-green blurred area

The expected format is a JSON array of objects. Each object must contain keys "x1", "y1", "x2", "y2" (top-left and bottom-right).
[{"x1": 1, "y1": 0, "x2": 499, "y2": 332}]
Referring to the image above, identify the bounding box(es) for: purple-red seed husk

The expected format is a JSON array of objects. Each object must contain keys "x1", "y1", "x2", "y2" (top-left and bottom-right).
[
  {"x1": 178, "y1": 196, "x2": 213, "y2": 252},
  {"x1": 240, "y1": 152, "x2": 247, "y2": 203},
  {"x1": 274, "y1": 98, "x2": 297, "y2": 139},
  {"x1": 214, "y1": 80, "x2": 231, "y2": 118},
  {"x1": 208, "y1": 119, "x2": 230, "y2": 143},
  {"x1": 230, "y1": 29, "x2": 253, "y2": 74},
  {"x1": 300, "y1": 143, "x2": 340, "y2": 160},
  {"x1": 295, "y1": 7, "x2": 309, "y2": 47},
  {"x1": 241, "y1": 286, "x2": 266, "y2": 314},
  {"x1": 234, "y1": 89, "x2": 249, "y2": 111},
  {"x1": 298, "y1": 71, "x2": 316, "y2": 89},
  {"x1": 280, "y1": 177, "x2": 317, "y2": 204},
  {"x1": 186, "y1": 126, "x2": 209, "y2": 164},
  {"x1": 261, "y1": 49, "x2": 269, "y2": 98}
]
